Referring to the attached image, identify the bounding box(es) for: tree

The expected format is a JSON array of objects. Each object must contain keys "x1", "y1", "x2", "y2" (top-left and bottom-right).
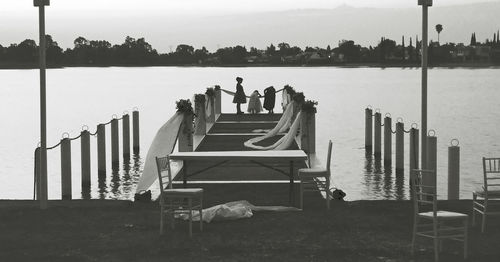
[{"x1": 435, "y1": 24, "x2": 443, "y2": 44}]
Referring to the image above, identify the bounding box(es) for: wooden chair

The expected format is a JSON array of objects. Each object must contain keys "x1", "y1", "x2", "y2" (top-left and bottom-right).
[
  {"x1": 411, "y1": 169, "x2": 468, "y2": 262},
  {"x1": 156, "y1": 156, "x2": 203, "y2": 237},
  {"x1": 298, "y1": 140, "x2": 332, "y2": 210},
  {"x1": 472, "y1": 157, "x2": 500, "y2": 233}
]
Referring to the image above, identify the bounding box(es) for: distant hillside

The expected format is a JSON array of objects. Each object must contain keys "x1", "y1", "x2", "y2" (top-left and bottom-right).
[{"x1": 2, "y1": 2, "x2": 500, "y2": 52}]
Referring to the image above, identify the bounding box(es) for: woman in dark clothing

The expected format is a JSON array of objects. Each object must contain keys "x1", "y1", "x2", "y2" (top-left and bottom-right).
[
  {"x1": 233, "y1": 77, "x2": 247, "y2": 114},
  {"x1": 263, "y1": 86, "x2": 276, "y2": 114}
]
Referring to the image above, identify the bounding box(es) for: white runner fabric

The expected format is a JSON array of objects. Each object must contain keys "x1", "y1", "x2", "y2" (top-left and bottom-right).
[
  {"x1": 244, "y1": 102, "x2": 294, "y2": 146},
  {"x1": 281, "y1": 88, "x2": 291, "y2": 110},
  {"x1": 136, "y1": 112, "x2": 184, "y2": 192},
  {"x1": 244, "y1": 110, "x2": 302, "y2": 150},
  {"x1": 177, "y1": 200, "x2": 300, "y2": 223}
]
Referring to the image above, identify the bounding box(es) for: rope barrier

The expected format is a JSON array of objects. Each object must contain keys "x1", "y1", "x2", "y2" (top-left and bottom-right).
[{"x1": 69, "y1": 133, "x2": 82, "y2": 141}]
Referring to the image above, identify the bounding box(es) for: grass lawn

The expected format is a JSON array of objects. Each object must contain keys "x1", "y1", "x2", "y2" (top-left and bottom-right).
[{"x1": 1, "y1": 184, "x2": 499, "y2": 262}]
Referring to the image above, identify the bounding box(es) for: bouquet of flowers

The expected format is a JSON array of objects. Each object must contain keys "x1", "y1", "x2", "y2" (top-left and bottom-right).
[
  {"x1": 176, "y1": 99, "x2": 194, "y2": 114},
  {"x1": 301, "y1": 100, "x2": 318, "y2": 114}
]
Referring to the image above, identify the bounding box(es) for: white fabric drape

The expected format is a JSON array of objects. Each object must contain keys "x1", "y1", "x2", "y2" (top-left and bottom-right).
[{"x1": 136, "y1": 112, "x2": 184, "y2": 192}]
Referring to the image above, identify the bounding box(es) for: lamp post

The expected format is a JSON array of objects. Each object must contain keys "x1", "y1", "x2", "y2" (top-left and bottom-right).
[
  {"x1": 418, "y1": 0, "x2": 432, "y2": 170},
  {"x1": 34, "y1": 0, "x2": 50, "y2": 209}
]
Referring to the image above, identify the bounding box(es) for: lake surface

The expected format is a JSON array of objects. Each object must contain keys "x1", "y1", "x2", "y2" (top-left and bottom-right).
[{"x1": 1, "y1": 66, "x2": 499, "y2": 200}]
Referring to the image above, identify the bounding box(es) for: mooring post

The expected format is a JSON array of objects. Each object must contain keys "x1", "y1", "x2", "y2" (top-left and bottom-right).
[
  {"x1": 81, "y1": 128, "x2": 91, "y2": 189},
  {"x1": 97, "y1": 124, "x2": 106, "y2": 176},
  {"x1": 448, "y1": 139, "x2": 460, "y2": 200},
  {"x1": 395, "y1": 119, "x2": 404, "y2": 172},
  {"x1": 409, "y1": 125, "x2": 419, "y2": 186},
  {"x1": 383, "y1": 114, "x2": 392, "y2": 165},
  {"x1": 60, "y1": 136, "x2": 72, "y2": 200},
  {"x1": 424, "y1": 130, "x2": 437, "y2": 194},
  {"x1": 374, "y1": 110, "x2": 382, "y2": 159},
  {"x1": 111, "y1": 117, "x2": 119, "y2": 168},
  {"x1": 300, "y1": 111, "x2": 316, "y2": 154},
  {"x1": 133, "y1": 109, "x2": 140, "y2": 154},
  {"x1": 215, "y1": 86, "x2": 221, "y2": 116},
  {"x1": 122, "y1": 113, "x2": 130, "y2": 158},
  {"x1": 365, "y1": 107, "x2": 373, "y2": 151},
  {"x1": 179, "y1": 112, "x2": 194, "y2": 152},
  {"x1": 194, "y1": 95, "x2": 207, "y2": 135}
]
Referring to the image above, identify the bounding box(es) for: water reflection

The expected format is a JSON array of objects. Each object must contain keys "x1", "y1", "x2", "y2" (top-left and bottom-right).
[
  {"x1": 364, "y1": 150, "x2": 407, "y2": 200},
  {"x1": 98, "y1": 175, "x2": 107, "y2": 200}
]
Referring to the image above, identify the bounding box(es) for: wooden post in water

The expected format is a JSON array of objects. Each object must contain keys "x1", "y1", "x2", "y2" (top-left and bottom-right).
[
  {"x1": 133, "y1": 110, "x2": 140, "y2": 154},
  {"x1": 194, "y1": 96, "x2": 207, "y2": 135},
  {"x1": 300, "y1": 112, "x2": 316, "y2": 154},
  {"x1": 425, "y1": 130, "x2": 437, "y2": 194},
  {"x1": 383, "y1": 114, "x2": 392, "y2": 165},
  {"x1": 60, "y1": 137, "x2": 72, "y2": 200},
  {"x1": 395, "y1": 120, "x2": 404, "y2": 172},
  {"x1": 365, "y1": 108, "x2": 373, "y2": 151},
  {"x1": 179, "y1": 112, "x2": 194, "y2": 152},
  {"x1": 409, "y1": 126, "x2": 419, "y2": 186},
  {"x1": 374, "y1": 111, "x2": 382, "y2": 159},
  {"x1": 448, "y1": 139, "x2": 460, "y2": 200},
  {"x1": 81, "y1": 129, "x2": 91, "y2": 189},
  {"x1": 97, "y1": 124, "x2": 106, "y2": 176},
  {"x1": 122, "y1": 114, "x2": 130, "y2": 158},
  {"x1": 215, "y1": 86, "x2": 221, "y2": 115},
  {"x1": 111, "y1": 118, "x2": 119, "y2": 168}
]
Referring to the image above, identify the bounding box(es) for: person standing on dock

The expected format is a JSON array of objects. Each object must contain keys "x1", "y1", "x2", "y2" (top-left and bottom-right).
[
  {"x1": 263, "y1": 86, "x2": 276, "y2": 114},
  {"x1": 233, "y1": 77, "x2": 247, "y2": 114}
]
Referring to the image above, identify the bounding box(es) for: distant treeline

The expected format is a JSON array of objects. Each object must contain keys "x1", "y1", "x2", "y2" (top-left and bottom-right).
[{"x1": 1, "y1": 34, "x2": 500, "y2": 68}]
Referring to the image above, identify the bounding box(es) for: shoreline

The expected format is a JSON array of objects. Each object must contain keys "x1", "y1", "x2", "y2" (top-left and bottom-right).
[{"x1": 1, "y1": 62, "x2": 500, "y2": 70}]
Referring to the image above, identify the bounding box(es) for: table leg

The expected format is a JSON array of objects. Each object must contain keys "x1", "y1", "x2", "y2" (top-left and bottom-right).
[
  {"x1": 183, "y1": 160, "x2": 187, "y2": 188},
  {"x1": 289, "y1": 160, "x2": 294, "y2": 206}
]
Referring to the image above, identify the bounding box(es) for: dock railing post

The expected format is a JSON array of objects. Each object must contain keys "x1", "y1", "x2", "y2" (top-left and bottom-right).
[
  {"x1": 60, "y1": 136, "x2": 72, "y2": 200},
  {"x1": 215, "y1": 85, "x2": 221, "y2": 116},
  {"x1": 448, "y1": 139, "x2": 460, "y2": 200},
  {"x1": 300, "y1": 111, "x2": 316, "y2": 155},
  {"x1": 111, "y1": 117, "x2": 119, "y2": 169},
  {"x1": 179, "y1": 112, "x2": 194, "y2": 152},
  {"x1": 207, "y1": 96, "x2": 216, "y2": 125},
  {"x1": 365, "y1": 107, "x2": 373, "y2": 151},
  {"x1": 133, "y1": 109, "x2": 140, "y2": 154},
  {"x1": 383, "y1": 114, "x2": 392, "y2": 165},
  {"x1": 374, "y1": 110, "x2": 382, "y2": 159},
  {"x1": 395, "y1": 119, "x2": 404, "y2": 172},
  {"x1": 194, "y1": 95, "x2": 207, "y2": 135},
  {"x1": 122, "y1": 113, "x2": 130, "y2": 158},
  {"x1": 409, "y1": 125, "x2": 419, "y2": 186},
  {"x1": 97, "y1": 124, "x2": 106, "y2": 176},
  {"x1": 424, "y1": 130, "x2": 437, "y2": 194},
  {"x1": 81, "y1": 128, "x2": 91, "y2": 190}
]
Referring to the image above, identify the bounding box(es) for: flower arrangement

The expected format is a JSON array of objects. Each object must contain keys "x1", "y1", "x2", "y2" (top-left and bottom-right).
[
  {"x1": 292, "y1": 92, "x2": 305, "y2": 104},
  {"x1": 284, "y1": 84, "x2": 296, "y2": 96},
  {"x1": 301, "y1": 100, "x2": 318, "y2": 114},
  {"x1": 194, "y1": 94, "x2": 205, "y2": 104},
  {"x1": 176, "y1": 99, "x2": 194, "y2": 114},
  {"x1": 214, "y1": 85, "x2": 221, "y2": 90},
  {"x1": 205, "y1": 87, "x2": 216, "y2": 98}
]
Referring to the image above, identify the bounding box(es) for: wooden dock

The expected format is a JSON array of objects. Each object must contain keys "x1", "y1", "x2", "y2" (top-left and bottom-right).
[{"x1": 175, "y1": 113, "x2": 317, "y2": 206}]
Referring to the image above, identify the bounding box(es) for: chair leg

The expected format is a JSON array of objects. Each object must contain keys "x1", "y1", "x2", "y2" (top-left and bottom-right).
[
  {"x1": 434, "y1": 238, "x2": 440, "y2": 262},
  {"x1": 464, "y1": 217, "x2": 469, "y2": 259},
  {"x1": 481, "y1": 210, "x2": 486, "y2": 233},
  {"x1": 160, "y1": 208, "x2": 164, "y2": 235},
  {"x1": 299, "y1": 182, "x2": 304, "y2": 210},
  {"x1": 411, "y1": 217, "x2": 417, "y2": 256},
  {"x1": 199, "y1": 196, "x2": 203, "y2": 232},
  {"x1": 472, "y1": 193, "x2": 476, "y2": 226},
  {"x1": 326, "y1": 189, "x2": 330, "y2": 210},
  {"x1": 188, "y1": 198, "x2": 193, "y2": 237}
]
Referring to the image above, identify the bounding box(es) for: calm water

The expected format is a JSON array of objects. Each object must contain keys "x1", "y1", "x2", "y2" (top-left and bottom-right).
[{"x1": 1, "y1": 67, "x2": 499, "y2": 200}]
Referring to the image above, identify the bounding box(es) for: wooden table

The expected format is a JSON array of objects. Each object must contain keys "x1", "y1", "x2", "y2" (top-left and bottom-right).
[{"x1": 169, "y1": 150, "x2": 308, "y2": 205}]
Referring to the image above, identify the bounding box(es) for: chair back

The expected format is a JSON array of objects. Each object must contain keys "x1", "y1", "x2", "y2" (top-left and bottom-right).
[
  {"x1": 326, "y1": 140, "x2": 333, "y2": 174},
  {"x1": 411, "y1": 169, "x2": 437, "y2": 217},
  {"x1": 155, "y1": 156, "x2": 173, "y2": 196},
  {"x1": 483, "y1": 157, "x2": 500, "y2": 193}
]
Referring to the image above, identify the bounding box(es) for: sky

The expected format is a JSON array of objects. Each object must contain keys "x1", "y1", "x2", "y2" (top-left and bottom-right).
[{"x1": 1, "y1": 0, "x2": 499, "y2": 52}]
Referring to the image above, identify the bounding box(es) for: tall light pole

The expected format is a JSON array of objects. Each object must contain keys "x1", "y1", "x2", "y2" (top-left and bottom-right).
[
  {"x1": 34, "y1": 0, "x2": 50, "y2": 209},
  {"x1": 418, "y1": 0, "x2": 432, "y2": 170}
]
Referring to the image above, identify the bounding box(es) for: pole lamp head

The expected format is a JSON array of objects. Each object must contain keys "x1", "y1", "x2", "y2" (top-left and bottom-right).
[
  {"x1": 418, "y1": 0, "x2": 433, "y2": 6},
  {"x1": 34, "y1": 0, "x2": 50, "y2": 7}
]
